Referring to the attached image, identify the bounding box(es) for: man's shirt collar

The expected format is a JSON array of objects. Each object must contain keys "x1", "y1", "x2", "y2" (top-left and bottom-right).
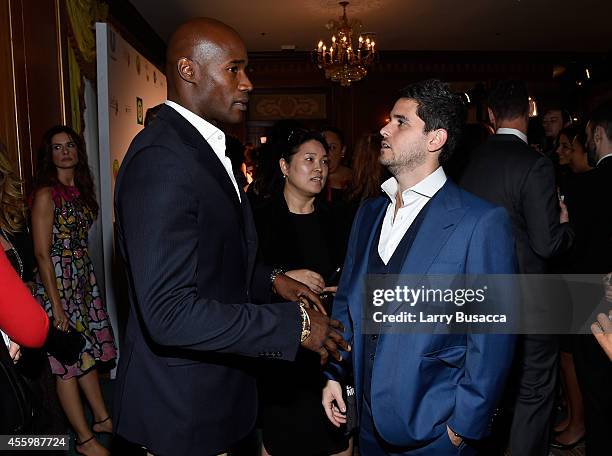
[
  {"x1": 496, "y1": 127, "x2": 528, "y2": 144},
  {"x1": 596, "y1": 153, "x2": 612, "y2": 167},
  {"x1": 164, "y1": 100, "x2": 225, "y2": 147},
  {"x1": 381, "y1": 166, "x2": 447, "y2": 207}
]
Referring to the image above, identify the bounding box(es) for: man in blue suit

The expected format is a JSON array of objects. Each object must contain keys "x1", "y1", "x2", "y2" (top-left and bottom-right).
[{"x1": 323, "y1": 79, "x2": 517, "y2": 455}]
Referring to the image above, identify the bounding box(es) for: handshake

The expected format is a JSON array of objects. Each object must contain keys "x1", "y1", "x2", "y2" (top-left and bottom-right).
[{"x1": 273, "y1": 271, "x2": 351, "y2": 365}]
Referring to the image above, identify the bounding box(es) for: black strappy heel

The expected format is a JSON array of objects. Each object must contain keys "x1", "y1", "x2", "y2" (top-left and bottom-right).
[
  {"x1": 75, "y1": 435, "x2": 95, "y2": 454},
  {"x1": 92, "y1": 416, "x2": 112, "y2": 434}
]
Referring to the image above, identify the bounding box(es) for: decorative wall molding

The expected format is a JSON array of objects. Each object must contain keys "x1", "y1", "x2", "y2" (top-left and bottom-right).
[{"x1": 249, "y1": 93, "x2": 327, "y2": 120}]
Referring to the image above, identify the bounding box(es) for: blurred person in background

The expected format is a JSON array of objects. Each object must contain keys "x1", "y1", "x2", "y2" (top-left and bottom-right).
[{"x1": 321, "y1": 127, "x2": 353, "y2": 202}]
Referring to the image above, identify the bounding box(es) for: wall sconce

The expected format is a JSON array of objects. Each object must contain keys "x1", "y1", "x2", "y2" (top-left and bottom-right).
[{"x1": 528, "y1": 96, "x2": 538, "y2": 118}]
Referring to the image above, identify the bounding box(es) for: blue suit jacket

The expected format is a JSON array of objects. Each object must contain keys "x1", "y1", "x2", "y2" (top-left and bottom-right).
[{"x1": 330, "y1": 179, "x2": 517, "y2": 447}]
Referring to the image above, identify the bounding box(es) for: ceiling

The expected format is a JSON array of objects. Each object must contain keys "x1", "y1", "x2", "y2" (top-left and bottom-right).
[{"x1": 129, "y1": 0, "x2": 611, "y2": 53}]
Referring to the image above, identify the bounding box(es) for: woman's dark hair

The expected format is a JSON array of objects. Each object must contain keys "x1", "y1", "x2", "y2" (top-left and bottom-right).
[
  {"x1": 278, "y1": 128, "x2": 329, "y2": 163},
  {"x1": 35, "y1": 125, "x2": 99, "y2": 216},
  {"x1": 249, "y1": 128, "x2": 328, "y2": 198},
  {"x1": 558, "y1": 123, "x2": 587, "y2": 150}
]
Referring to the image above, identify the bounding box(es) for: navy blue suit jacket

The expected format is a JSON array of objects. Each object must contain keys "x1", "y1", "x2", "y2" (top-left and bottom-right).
[
  {"x1": 113, "y1": 105, "x2": 301, "y2": 456},
  {"x1": 329, "y1": 180, "x2": 517, "y2": 446}
]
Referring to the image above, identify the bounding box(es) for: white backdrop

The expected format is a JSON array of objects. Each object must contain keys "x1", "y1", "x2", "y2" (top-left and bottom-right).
[{"x1": 95, "y1": 23, "x2": 167, "y2": 361}]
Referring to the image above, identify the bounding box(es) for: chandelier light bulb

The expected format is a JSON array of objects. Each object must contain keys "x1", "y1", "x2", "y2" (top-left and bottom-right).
[{"x1": 313, "y1": 1, "x2": 378, "y2": 86}]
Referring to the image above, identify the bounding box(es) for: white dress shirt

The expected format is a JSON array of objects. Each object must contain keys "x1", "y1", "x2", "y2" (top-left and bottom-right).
[
  {"x1": 1, "y1": 330, "x2": 10, "y2": 348},
  {"x1": 597, "y1": 153, "x2": 612, "y2": 167},
  {"x1": 165, "y1": 100, "x2": 241, "y2": 201},
  {"x1": 496, "y1": 127, "x2": 528, "y2": 144},
  {"x1": 378, "y1": 167, "x2": 447, "y2": 264}
]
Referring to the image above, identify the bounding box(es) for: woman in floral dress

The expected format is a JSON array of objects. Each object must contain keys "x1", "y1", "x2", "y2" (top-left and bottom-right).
[{"x1": 31, "y1": 125, "x2": 116, "y2": 456}]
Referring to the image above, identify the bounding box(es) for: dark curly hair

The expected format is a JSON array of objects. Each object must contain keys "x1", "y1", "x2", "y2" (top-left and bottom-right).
[
  {"x1": 487, "y1": 80, "x2": 529, "y2": 123},
  {"x1": 398, "y1": 79, "x2": 466, "y2": 164},
  {"x1": 34, "y1": 125, "x2": 99, "y2": 217}
]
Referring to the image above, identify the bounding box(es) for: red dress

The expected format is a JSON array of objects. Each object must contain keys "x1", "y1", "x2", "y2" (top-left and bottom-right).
[{"x1": 0, "y1": 249, "x2": 49, "y2": 348}]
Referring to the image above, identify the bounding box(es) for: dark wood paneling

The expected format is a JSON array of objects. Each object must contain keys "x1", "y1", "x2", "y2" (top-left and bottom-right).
[
  {"x1": 0, "y1": 0, "x2": 19, "y2": 169},
  {"x1": 2, "y1": 0, "x2": 66, "y2": 193},
  {"x1": 21, "y1": 0, "x2": 64, "y2": 179}
]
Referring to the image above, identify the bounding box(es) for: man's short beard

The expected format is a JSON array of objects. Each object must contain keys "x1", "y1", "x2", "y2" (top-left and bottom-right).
[{"x1": 380, "y1": 147, "x2": 427, "y2": 177}]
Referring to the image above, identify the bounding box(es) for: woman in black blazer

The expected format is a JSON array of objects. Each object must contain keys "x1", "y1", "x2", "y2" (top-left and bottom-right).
[{"x1": 252, "y1": 129, "x2": 352, "y2": 456}]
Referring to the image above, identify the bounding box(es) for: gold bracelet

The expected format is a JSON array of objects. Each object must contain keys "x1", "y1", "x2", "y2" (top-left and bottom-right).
[{"x1": 299, "y1": 303, "x2": 311, "y2": 343}]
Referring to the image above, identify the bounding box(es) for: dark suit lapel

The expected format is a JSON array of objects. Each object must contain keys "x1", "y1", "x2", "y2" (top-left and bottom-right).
[{"x1": 156, "y1": 105, "x2": 243, "y2": 223}]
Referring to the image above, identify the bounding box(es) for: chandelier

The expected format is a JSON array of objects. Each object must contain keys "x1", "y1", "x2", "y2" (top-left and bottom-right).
[{"x1": 314, "y1": 1, "x2": 377, "y2": 87}]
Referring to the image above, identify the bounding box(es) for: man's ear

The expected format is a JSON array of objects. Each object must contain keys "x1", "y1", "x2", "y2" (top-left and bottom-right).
[
  {"x1": 488, "y1": 108, "x2": 496, "y2": 129},
  {"x1": 177, "y1": 58, "x2": 196, "y2": 83},
  {"x1": 427, "y1": 129, "x2": 448, "y2": 153}
]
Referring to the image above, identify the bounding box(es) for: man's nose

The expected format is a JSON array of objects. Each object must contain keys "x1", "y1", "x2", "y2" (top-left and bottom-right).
[{"x1": 239, "y1": 72, "x2": 253, "y2": 92}]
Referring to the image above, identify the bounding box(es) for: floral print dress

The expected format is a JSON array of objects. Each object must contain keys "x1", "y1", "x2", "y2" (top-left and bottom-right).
[{"x1": 34, "y1": 185, "x2": 117, "y2": 379}]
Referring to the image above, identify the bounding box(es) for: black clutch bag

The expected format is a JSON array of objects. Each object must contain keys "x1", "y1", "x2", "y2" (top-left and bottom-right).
[{"x1": 45, "y1": 326, "x2": 85, "y2": 365}]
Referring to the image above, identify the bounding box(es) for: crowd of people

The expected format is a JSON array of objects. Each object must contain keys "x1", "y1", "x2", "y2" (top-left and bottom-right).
[{"x1": 1, "y1": 16, "x2": 611, "y2": 456}]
